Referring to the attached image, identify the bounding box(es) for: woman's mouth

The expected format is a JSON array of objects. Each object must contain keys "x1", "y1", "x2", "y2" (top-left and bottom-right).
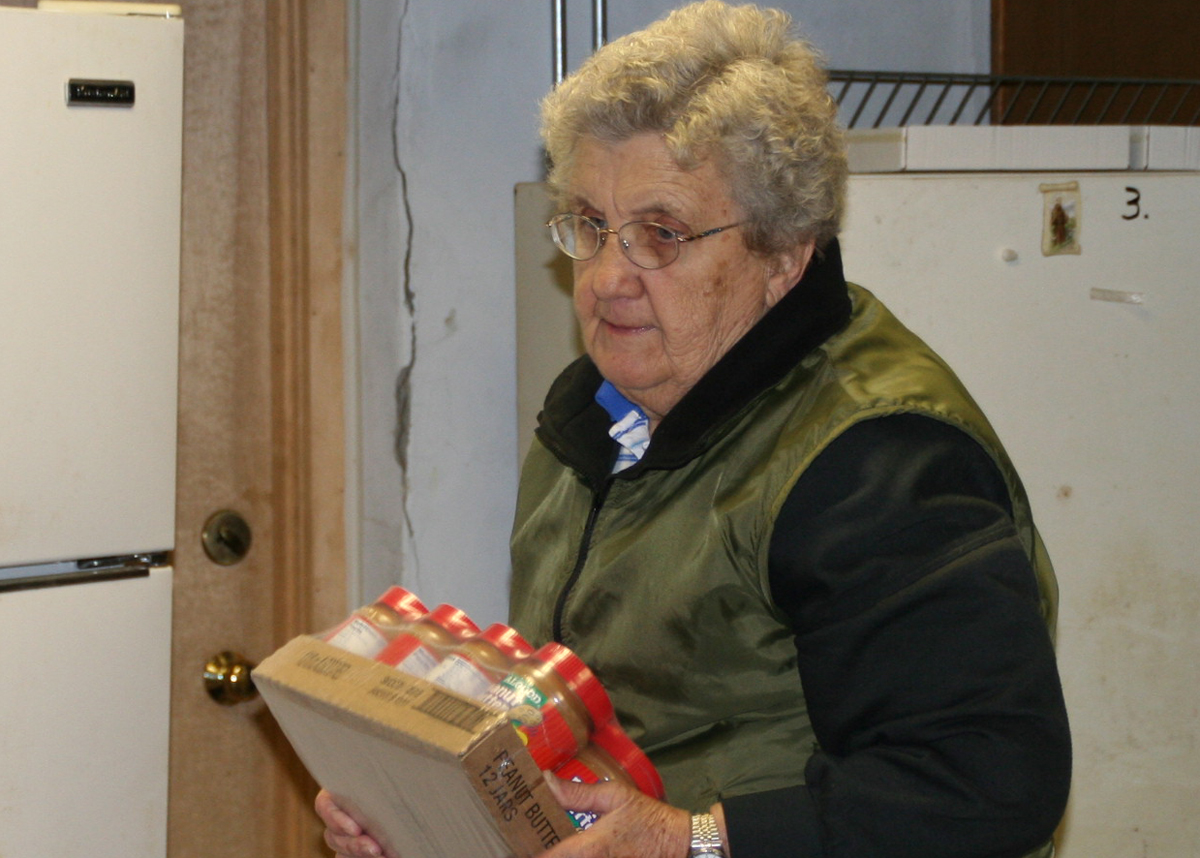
[{"x1": 602, "y1": 319, "x2": 654, "y2": 335}]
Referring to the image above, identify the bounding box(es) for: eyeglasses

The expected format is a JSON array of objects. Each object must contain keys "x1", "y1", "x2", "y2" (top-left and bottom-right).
[{"x1": 546, "y1": 213, "x2": 742, "y2": 270}]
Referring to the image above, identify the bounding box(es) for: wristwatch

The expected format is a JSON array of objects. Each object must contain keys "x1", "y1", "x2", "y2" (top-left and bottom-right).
[{"x1": 689, "y1": 812, "x2": 727, "y2": 858}]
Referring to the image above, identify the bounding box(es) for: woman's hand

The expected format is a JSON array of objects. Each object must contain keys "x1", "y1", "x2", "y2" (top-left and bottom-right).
[
  {"x1": 316, "y1": 779, "x2": 704, "y2": 858},
  {"x1": 539, "y1": 778, "x2": 692, "y2": 858},
  {"x1": 315, "y1": 789, "x2": 388, "y2": 858}
]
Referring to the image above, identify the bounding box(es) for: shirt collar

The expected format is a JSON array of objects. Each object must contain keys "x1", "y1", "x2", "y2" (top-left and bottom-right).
[
  {"x1": 595, "y1": 379, "x2": 642, "y2": 422},
  {"x1": 595, "y1": 380, "x2": 650, "y2": 472}
]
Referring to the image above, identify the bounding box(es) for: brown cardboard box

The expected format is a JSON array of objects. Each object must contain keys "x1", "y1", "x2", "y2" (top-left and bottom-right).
[{"x1": 252, "y1": 636, "x2": 577, "y2": 858}]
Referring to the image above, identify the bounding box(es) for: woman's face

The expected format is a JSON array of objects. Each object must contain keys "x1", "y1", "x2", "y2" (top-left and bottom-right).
[{"x1": 567, "y1": 133, "x2": 810, "y2": 429}]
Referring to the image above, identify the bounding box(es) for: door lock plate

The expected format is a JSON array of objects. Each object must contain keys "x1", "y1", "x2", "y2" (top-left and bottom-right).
[{"x1": 201, "y1": 509, "x2": 252, "y2": 565}]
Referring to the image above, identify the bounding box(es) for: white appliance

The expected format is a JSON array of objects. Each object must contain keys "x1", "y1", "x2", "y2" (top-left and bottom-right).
[
  {"x1": 515, "y1": 128, "x2": 1200, "y2": 857},
  {"x1": 0, "y1": 4, "x2": 183, "y2": 857},
  {"x1": 838, "y1": 164, "x2": 1200, "y2": 858}
]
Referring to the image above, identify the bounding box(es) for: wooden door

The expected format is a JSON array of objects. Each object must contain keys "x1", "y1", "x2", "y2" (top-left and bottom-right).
[
  {"x1": 169, "y1": 1, "x2": 347, "y2": 855},
  {"x1": 992, "y1": 1, "x2": 1200, "y2": 127},
  {"x1": 993, "y1": 0, "x2": 1200, "y2": 79}
]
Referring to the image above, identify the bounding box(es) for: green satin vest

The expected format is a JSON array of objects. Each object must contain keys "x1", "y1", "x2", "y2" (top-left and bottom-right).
[{"x1": 509, "y1": 283, "x2": 1057, "y2": 817}]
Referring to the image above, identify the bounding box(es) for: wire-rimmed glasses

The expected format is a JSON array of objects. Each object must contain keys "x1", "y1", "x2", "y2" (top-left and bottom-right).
[{"x1": 546, "y1": 213, "x2": 742, "y2": 270}]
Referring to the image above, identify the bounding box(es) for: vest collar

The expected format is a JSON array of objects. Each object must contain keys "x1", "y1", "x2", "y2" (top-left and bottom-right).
[{"x1": 535, "y1": 239, "x2": 853, "y2": 486}]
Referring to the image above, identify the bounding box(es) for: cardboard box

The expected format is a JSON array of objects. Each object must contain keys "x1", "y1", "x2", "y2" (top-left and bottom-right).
[{"x1": 253, "y1": 636, "x2": 577, "y2": 858}]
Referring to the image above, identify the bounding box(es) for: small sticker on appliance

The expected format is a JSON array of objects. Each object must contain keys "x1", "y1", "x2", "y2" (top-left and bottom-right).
[{"x1": 1040, "y1": 181, "x2": 1081, "y2": 256}]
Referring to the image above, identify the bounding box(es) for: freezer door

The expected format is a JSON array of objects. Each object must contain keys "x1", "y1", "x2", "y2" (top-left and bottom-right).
[
  {"x1": 0, "y1": 566, "x2": 173, "y2": 857},
  {"x1": 841, "y1": 170, "x2": 1200, "y2": 857},
  {"x1": 0, "y1": 6, "x2": 183, "y2": 568}
]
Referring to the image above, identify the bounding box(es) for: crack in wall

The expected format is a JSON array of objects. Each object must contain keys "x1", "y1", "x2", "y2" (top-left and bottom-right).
[{"x1": 392, "y1": 0, "x2": 419, "y2": 585}]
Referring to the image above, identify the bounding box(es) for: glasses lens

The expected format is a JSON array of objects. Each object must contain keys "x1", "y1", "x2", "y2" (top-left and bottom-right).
[
  {"x1": 620, "y1": 222, "x2": 679, "y2": 269},
  {"x1": 550, "y1": 214, "x2": 599, "y2": 260}
]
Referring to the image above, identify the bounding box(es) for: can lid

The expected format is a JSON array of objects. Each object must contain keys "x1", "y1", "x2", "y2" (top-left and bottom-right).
[
  {"x1": 375, "y1": 586, "x2": 428, "y2": 620},
  {"x1": 478, "y1": 623, "x2": 535, "y2": 661},
  {"x1": 590, "y1": 723, "x2": 664, "y2": 799},
  {"x1": 534, "y1": 642, "x2": 615, "y2": 728},
  {"x1": 428, "y1": 604, "x2": 481, "y2": 641}
]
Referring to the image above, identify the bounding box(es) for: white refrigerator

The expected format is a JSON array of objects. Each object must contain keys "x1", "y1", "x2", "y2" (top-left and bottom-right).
[
  {"x1": 0, "y1": 4, "x2": 183, "y2": 857},
  {"x1": 515, "y1": 129, "x2": 1200, "y2": 857},
  {"x1": 838, "y1": 164, "x2": 1200, "y2": 858}
]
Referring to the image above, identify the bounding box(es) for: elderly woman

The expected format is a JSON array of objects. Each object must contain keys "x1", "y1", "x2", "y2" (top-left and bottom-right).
[{"x1": 320, "y1": 3, "x2": 1071, "y2": 857}]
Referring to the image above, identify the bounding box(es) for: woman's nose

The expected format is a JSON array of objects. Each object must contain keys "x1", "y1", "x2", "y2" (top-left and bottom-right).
[{"x1": 584, "y1": 233, "x2": 642, "y2": 298}]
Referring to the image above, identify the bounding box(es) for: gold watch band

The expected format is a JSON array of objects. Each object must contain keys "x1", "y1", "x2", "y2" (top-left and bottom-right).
[{"x1": 689, "y1": 812, "x2": 726, "y2": 858}]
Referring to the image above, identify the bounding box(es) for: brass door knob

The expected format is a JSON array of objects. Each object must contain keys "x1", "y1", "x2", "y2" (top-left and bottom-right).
[{"x1": 203, "y1": 651, "x2": 258, "y2": 705}]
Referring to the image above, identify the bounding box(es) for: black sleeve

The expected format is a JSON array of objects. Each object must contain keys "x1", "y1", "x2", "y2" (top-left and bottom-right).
[{"x1": 722, "y1": 414, "x2": 1071, "y2": 858}]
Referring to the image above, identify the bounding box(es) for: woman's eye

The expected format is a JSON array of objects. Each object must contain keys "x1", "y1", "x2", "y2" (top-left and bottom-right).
[{"x1": 652, "y1": 224, "x2": 679, "y2": 243}]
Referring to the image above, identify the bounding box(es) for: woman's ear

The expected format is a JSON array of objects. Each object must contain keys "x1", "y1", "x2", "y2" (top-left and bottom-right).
[{"x1": 764, "y1": 239, "x2": 816, "y2": 308}]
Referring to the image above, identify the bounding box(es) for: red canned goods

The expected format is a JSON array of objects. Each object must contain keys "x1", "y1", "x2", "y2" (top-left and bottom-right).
[
  {"x1": 321, "y1": 586, "x2": 428, "y2": 658},
  {"x1": 479, "y1": 642, "x2": 615, "y2": 771},
  {"x1": 557, "y1": 722, "x2": 664, "y2": 798},
  {"x1": 424, "y1": 623, "x2": 535, "y2": 699},
  {"x1": 553, "y1": 722, "x2": 665, "y2": 830},
  {"x1": 376, "y1": 603, "x2": 480, "y2": 676}
]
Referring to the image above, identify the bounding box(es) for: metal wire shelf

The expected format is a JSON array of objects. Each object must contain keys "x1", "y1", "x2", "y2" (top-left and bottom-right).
[{"x1": 829, "y1": 70, "x2": 1200, "y2": 129}]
